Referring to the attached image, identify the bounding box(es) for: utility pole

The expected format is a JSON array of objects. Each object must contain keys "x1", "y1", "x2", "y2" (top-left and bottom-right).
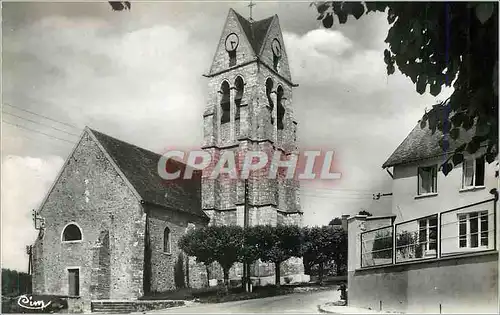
[
  {"x1": 243, "y1": 178, "x2": 252, "y2": 292},
  {"x1": 26, "y1": 245, "x2": 32, "y2": 275}
]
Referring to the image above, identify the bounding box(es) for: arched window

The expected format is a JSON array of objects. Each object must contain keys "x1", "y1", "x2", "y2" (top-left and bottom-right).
[
  {"x1": 266, "y1": 79, "x2": 274, "y2": 124},
  {"x1": 277, "y1": 86, "x2": 285, "y2": 130},
  {"x1": 220, "y1": 81, "x2": 230, "y2": 124},
  {"x1": 164, "y1": 227, "x2": 171, "y2": 253},
  {"x1": 229, "y1": 51, "x2": 237, "y2": 67},
  {"x1": 234, "y1": 76, "x2": 244, "y2": 120},
  {"x1": 62, "y1": 223, "x2": 82, "y2": 242}
]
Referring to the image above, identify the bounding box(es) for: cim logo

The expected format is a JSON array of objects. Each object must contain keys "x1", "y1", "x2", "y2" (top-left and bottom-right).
[{"x1": 17, "y1": 294, "x2": 52, "y2": 310}]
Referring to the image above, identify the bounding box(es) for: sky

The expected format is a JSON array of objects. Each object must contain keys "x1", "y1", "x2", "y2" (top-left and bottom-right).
[{"x1": 1, "y1": 1, "x2": 451, "y2": 271}]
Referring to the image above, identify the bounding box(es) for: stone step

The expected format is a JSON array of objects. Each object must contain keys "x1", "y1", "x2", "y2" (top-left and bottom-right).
[{"x1": 91, "y1": 302, "x2": 136, "y2": 314}]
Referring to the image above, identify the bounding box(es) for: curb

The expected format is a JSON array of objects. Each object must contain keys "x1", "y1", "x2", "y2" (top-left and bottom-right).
[{"x1": 317, "y1": 304, "x2": 332, "y2": 313}]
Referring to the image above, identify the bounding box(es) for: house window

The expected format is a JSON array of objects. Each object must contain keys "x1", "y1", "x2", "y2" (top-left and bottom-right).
[
  {"x1": 164, "y1": 227, "x2": 171, "y2": 253},
  {"x1": 62, "y1": 223, "x2": 82, "y2": 242},
  {"x1": 462, "y1": 157, "x2": 485, "y2": 188},
  {"x1": 417, "y1": 165, "x2": 437, "y2": 195},
  {"x1": 458, "y1": 211, "x2": 489, "y2": 248},
  {"x1": 418, "y1": 216, "x2": 437, "y2": 256}
]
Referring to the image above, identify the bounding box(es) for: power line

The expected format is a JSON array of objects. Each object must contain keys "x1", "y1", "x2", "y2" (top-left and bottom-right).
[
  {"x1": 300, "y1": 193, "x2": 375, "y2": 200},
  {"x1": 3, "y1": 103, "x2": 80, "y2": 130},
  {"x1": 300, "y1": 189, "x2": 374, "y2": 196},
  {"x1": 3, "y1": 111, "x2": 80, "y2": 137},
  {"x1": 2, "y1": 120, "x2": 77, "y2": 144},
  {"x1": 301, "y1": 187, "x2": 382, "y2": 193},
  {"x1": 6, "y1": 132, "x2": 73, "y2": 149}
]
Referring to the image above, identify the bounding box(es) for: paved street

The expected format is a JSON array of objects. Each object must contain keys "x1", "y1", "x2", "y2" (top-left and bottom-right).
[{"x1": 148, "y1": 289, "x2": 340, "y2": 314}]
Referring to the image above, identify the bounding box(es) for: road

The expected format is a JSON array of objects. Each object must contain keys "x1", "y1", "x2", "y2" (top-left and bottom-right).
[{"x1": 148, "y1": 288, "x2": 340, "y2": 314}]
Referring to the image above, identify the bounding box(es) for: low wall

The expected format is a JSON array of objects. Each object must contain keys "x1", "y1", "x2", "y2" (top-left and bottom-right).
[{"x1": 348, "y1": 252, "x2": 498, "y2": 314}]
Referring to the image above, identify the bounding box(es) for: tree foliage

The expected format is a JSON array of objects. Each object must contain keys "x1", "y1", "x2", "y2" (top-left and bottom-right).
[
  {"x1": 314, "y1": 2, "x2": 498, "y2": 175},
  {"x1": 303, "y1": 226, "x2": 347, "y2": 283},
  {"x1": 179, "y1": 225, "x2": 243, "y2": 289},
  {"x1": 358, "y1": 210, "x2": 372, "y2": 216},
  {"x1": 109, "y1": 1, "x2": 130, "y2": 11},
  {"x1": 329, "y1": 217, "x2": 343, "y2": 225},
  {"x1": 2, "y1": 268, "x2": 32, "y2": 297},
  {"x1": 248, "y1": 225, "x2": 303, "y2": 288}
]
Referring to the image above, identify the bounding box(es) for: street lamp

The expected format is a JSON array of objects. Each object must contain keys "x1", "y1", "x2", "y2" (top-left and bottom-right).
[{"x1": 32, "y1": 209, "x2": 45, "y2": 230}]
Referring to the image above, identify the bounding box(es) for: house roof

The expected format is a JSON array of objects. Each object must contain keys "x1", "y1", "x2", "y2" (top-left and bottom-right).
[
  {"x1": 89, "y1": 128, "x2": 207, "y2": 220},
  {"x1": 233, "y1": 9, "x2": 275, "y2": 56},
  {"x1": 382, "y1": 107, "x2": 476, "y2": 168}
]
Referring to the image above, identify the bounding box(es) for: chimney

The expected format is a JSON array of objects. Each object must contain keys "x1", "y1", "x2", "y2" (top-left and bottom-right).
[{"x1": 341, "y1": 214, "x2": 349, "y2": 231}]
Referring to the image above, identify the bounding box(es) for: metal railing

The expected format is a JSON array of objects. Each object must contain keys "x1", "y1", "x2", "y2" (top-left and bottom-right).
[
  {"x1": 359, "y1": 198, "x2": 497, "y2": 268},
  {"x1": 360, "y1": 225, "x2": 393, "y2": 268}
]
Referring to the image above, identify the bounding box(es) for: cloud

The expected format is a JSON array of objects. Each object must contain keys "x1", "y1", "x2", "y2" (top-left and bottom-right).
[
  {"x1": 3, "y1": 15, "x2": 212, "y2": 154},
  {"x1": 285, "y1": 29, "x2": 387, "y2": 93},
  {"x1": 1, "y1": 155, "x2": 64, "y2": 270}
]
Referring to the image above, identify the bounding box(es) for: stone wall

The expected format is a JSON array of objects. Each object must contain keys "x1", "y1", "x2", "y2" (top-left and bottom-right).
[
  {"x1": 145, "y1": 205, "x2": 208, "y2": 293},
  {"x1": 348, "y1": 252, "x2": 498, "y2": 313},
  {"x1": 32, "y1": 131, "x2": 145, "y2": 300}
]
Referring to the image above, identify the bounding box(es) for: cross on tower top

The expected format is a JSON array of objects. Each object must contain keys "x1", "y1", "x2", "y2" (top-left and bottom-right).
[{"x1": 248, "y1": 0, "x2": 256, "y2": 22}]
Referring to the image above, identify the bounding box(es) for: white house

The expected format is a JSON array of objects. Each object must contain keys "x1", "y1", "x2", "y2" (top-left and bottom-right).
[{"x1": 347, "y1": 110, "x2": 499, "y2": 314}]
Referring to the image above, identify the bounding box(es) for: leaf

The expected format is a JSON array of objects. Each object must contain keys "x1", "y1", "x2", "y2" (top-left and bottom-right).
[
  {"x1": 476, "y1": 120, "x2": 490, "y2": 137},
  {"x1": 441, "y1": 162, "x2": 453, "y2": 176},
  {"x1": 387, "y1": 7, "x2": 397, "y2": 24},
  {"x1": 387, "y1": 63, "x2": 395, "y2": 75},
  {"x1": 109, "y1": 1, "x2": 125, "y2": 11},
  {"x1": 322, "y1": 13, "x2": 334, "y2": 28},
  {"x1": 466, "y1": 138, "x2": 481, "y2": 154},
  {"x1": 452, "y1": 153, "x2": 464, "y2": 166},
  {"x1": 486, "y1": 151, "x2": 497, "y2": 164},
  {"x1": 350, "y1": 2, "x2": 365, "y2": 19},
  {"x1": 475, "y1": 3, "x2": 494, "y2": 24},
  {"x1": 317, "y1": 13, "x2": 325, "y2": 20},
  {"x1": 462, "y1": 116, "x2": 474, "y2": 130},
  {"x1": 383, "y1": 49, "x2": 391, "y2": 65},
  {"x1": 454, "y1": 143, "x2": 467, "y2": 153},
  {"x1": 450, "y1": 112, "x2": 466, "y2": 128},
  {"x1": 336, "y1": 10, "x2": 348, "y2": 24},
  {"x1": 430, "y1": 82, "x2": 442, "y2": 96},
  {"x1": 449, "y1": 128, "x2": 460, "y2": 140},
  {"x1": 316, "y1": 2, "x2": 330, "y2": 14},
  {"x1": 416, "y1": 74, "x2": 427, "y2": 94}
]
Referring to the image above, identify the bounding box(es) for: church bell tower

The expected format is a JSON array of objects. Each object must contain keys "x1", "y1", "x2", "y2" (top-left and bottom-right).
[{"x1": 201, "y1": 8, "x2": 302, "y2": 228}]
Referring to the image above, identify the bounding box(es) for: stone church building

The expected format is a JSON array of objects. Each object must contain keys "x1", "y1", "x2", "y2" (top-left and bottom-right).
[{"x1": 31, "y1": 9, "x2": 307, "y2": 302}]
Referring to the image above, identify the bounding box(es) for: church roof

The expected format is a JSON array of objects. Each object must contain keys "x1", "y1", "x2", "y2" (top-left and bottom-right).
[
  {"x1": 89, "y1": 128, "x2": 207, "y2": 220},
  {"x1": 233, "y1": 9, "x2": 275, "y2": 55},
  {"x1": 382, "y1": 105, "x2": 477, "y2": 168}
]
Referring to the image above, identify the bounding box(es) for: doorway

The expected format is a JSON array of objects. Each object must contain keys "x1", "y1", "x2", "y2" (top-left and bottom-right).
[{"x1": 68, "y1": 268, "x2": 80, "y2": 296}]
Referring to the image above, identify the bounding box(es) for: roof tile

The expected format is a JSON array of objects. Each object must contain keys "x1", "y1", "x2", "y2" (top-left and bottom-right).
[{"x1": 89, "y1": 128, "x2": 207, "y2": 219}]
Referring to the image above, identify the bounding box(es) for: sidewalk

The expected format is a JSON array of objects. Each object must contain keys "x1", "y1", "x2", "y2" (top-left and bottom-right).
[{"x1": 318, "y1": 302, "x2": 398, "y2": 314}]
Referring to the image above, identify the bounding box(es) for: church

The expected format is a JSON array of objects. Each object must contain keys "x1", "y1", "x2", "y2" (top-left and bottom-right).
[{"x1": 31, "y1": 8, "x2": 308, "y2": 303}]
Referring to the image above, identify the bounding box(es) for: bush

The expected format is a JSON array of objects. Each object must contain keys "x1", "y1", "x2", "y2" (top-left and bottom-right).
[{"x1": 284, "y1": 277, "x2": 292, "y2": 284}]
